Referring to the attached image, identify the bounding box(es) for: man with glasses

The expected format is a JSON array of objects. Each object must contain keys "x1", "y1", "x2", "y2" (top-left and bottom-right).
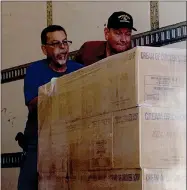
[
  {"x1": 17, "y1": 25, "x2": 83, "y2": 190},
  {"x1": 75, "y1": 11, "x2": 137, "y2": 66}
]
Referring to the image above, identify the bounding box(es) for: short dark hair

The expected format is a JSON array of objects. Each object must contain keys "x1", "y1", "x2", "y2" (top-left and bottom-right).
[{"x1": 41, "y1": 25, "x2": 67, "y2": 44}]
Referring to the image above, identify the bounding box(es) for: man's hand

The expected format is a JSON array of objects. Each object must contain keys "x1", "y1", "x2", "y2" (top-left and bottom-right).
[{"x1": 15, "y1": 132, "x2": 28, "y2": 152}]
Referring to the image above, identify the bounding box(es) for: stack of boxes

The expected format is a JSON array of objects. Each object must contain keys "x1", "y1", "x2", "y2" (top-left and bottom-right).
[{"x1": 38, "y1": 46, "x2": 186, "y2": 190}]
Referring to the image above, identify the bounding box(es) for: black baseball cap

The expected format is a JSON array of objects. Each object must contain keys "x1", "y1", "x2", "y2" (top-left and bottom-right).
[{"x1": 107, "y1": 11, "x2": 137, "y2": 31}]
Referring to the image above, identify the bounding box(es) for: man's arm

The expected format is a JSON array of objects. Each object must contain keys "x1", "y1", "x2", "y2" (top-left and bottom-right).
[{"x1": 24, "y1": 65, "x2": 40, "y2": 113}]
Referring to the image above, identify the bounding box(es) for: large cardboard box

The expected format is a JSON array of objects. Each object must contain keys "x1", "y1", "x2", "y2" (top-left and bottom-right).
[
  {"x1": 38, "y1": 46, "x2": 186, "y2": 189},
  {"x1": 38, "y1": 46, "x2": 186, "y2": 123},
  {"x1": 70, "y1": 168, "x2": 186, "y2": 190},
  {"x1": 38, "y1": 106, "x2": 186, "y2": 173}
]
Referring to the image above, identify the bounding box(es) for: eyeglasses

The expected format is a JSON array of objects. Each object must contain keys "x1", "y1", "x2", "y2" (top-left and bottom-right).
[{"x1": 45, "y1": 40, "x2": 72, "y2": 48}]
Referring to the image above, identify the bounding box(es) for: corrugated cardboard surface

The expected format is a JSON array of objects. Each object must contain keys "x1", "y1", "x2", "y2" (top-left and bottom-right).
[
  {"x1": 38, "y1": 168, "x2": 186, "y2": 190},
  {"x1": 38, "y1": 46, "x2": 186, "y2": 189},
  {"x1": 113, "y1": 107, "x2": 186, "y2": 169},
  {"x1": 139, "y1": 107, "x2": 186, "y2": 168},
  {"x1": 136, "y1": 47, "x2": 186, "y2": 109},
  {"x1": 38, "y1": 174, "x2": 68, "y2": 190},
  {"x1": 38, "y1": 106, "x2": 186, "y2": 174},
  {"x1": 69, "y1": 168, "x2": 186, "y2": 190},
  {"x1": 38, "y1": 46, "x2": 186, "y2": 123}
]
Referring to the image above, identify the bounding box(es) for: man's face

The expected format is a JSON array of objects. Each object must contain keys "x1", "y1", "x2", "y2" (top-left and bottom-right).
[
  {"x1": 41, "y1": 30, "x2": 69, "y2": 66},
  {"x1": 104, "y1": 28, "x2": 132, "y2": 53}
]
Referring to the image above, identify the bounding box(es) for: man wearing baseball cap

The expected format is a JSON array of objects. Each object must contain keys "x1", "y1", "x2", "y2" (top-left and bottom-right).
[{"x1": 75, "y1": 11, "x2": 137, "y2": 66}]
